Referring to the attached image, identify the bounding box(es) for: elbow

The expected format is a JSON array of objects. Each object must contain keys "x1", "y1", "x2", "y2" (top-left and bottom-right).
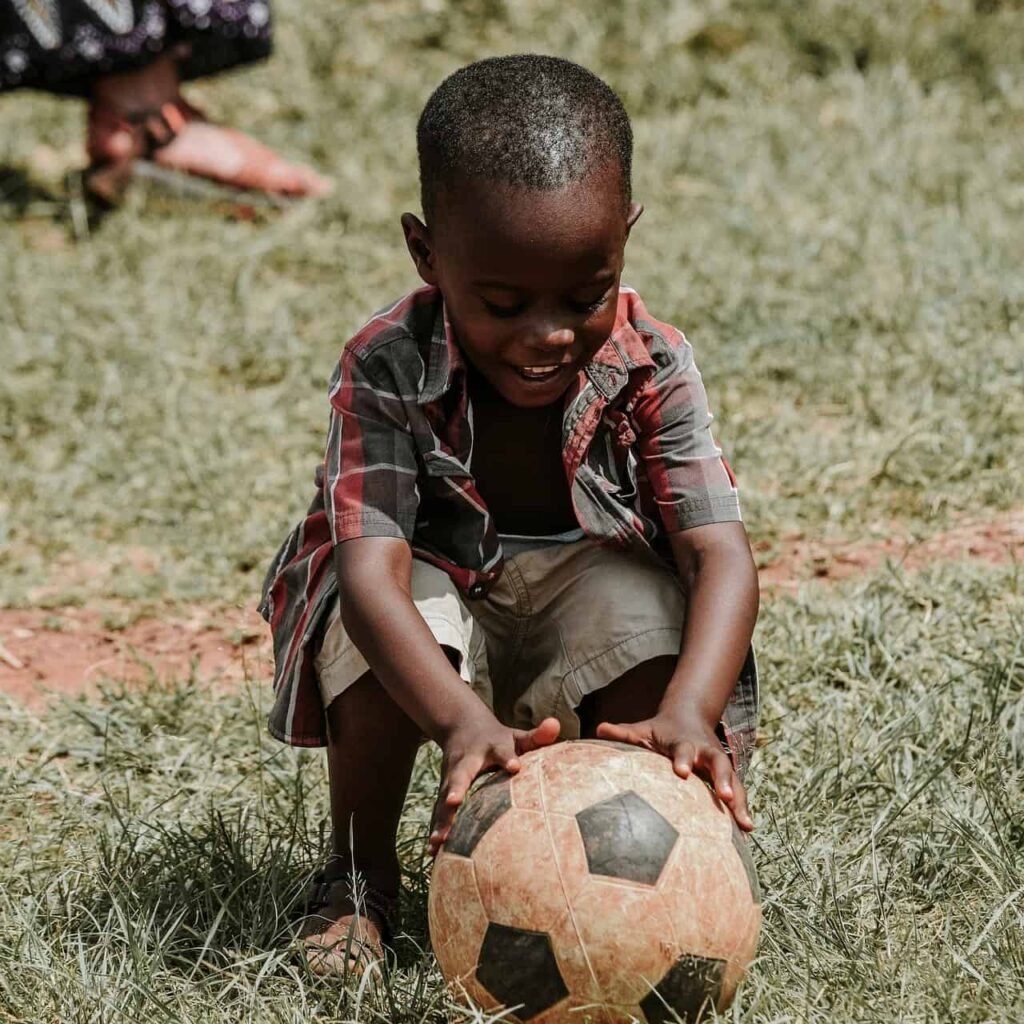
[
  {"x1": 333, "y1": 537, "x2": 411, "y2": 620},
  {"x1": 674, "y1": 523, "x2": 759, "y2": 619}
]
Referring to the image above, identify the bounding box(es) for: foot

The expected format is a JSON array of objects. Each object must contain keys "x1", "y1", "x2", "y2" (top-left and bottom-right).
[
  {"x1": 86, "y1": 55, "x2": 332, "y2": 199},
  {"x1": 150, "y1": 119, "x2": 333, "y2": 198},
  {"x1": 296, "y1": 875, "x2": 398, "y2": 977}
]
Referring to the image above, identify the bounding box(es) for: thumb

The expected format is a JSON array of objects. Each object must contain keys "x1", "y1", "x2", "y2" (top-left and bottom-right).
[
  {"x1": 595, "y1": 721, "x2": 644, "y2": 744},
  {"x1": 514, "y1": 717, "x2": 561, "y2": 755}
]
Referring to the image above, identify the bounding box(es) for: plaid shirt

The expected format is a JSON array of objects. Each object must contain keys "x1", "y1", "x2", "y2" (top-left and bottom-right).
[{"x1": 260, "y1": 286, "x2": 759, "y2": 771}]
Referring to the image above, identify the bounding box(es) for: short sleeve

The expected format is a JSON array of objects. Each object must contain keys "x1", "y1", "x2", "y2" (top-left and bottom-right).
[
  {"x1": 323, "y1": 346, "x2": 420, "y2": 544},
  {"x1": 631, "y1": 331, "x2": 741, "y2": 533}
]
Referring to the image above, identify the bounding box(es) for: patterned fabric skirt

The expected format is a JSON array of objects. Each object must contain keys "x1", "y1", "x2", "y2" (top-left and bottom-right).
[{"x1": 0, "y1": 1, "x2": 272, "y2": 95}]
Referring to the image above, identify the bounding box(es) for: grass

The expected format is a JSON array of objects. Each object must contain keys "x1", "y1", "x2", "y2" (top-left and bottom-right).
[
  {"x1": 1, "y1": 563, "x2": 1021, "y2": 1021},
  {"x1": 3, "y1": 0, "x2": 1023, "y2": 610},
  {"x1": 1, "y1": 0, "x2": 1023, "y2": 1020}
]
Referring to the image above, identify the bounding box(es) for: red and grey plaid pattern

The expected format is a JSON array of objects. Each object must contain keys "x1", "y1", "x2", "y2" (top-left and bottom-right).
[{"x1": 260, "y1": 286, "x2": 758, "y2": 773}]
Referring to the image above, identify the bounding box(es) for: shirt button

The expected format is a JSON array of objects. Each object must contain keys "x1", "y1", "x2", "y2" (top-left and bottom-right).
[{"x1": 468, "y1": 583, "x2": 486, "y2": 599}]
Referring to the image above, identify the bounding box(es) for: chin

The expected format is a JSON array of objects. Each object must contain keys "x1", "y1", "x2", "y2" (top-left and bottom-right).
[
  {"x1": 497, "y1": 381, "x2": 573, "y2": 408},
  {"x1": 506, "y1": 389, "x2": 569, "y2": 408}
]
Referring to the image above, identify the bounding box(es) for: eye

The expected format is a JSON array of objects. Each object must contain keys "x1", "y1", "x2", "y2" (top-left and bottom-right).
[
  {"x1": 568, "y1": 287, "x2": 614, "y2": 315},
  {"x1": 483, "y1": 299, "x2": 526, "y2": 319}
]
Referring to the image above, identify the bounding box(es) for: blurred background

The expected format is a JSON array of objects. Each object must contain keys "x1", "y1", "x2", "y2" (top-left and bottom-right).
[{"x1": 2, "y1": 0, "x2": 1022, "y2": 612}]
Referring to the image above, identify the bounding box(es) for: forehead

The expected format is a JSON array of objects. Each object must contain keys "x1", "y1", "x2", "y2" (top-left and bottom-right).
[{"x1": 433, "y1": 166, "x2": 628, "y2": 284}]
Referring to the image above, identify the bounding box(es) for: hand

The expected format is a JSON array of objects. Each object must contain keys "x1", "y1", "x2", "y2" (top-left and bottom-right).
[
  {"x1": 430, "y1": 714, "x2": 560, "y2": 856},
  {"x1": 596, "y1": 712, "x2": 754, "y2": 831}
]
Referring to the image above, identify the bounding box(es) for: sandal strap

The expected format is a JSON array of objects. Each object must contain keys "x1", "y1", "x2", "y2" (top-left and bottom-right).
[
  {"x1": 304, "y1": 869, "x2": 401, "y2": 947},
  {"x1": 87, "y1": 97, "x2": 206, "y2": 162}
]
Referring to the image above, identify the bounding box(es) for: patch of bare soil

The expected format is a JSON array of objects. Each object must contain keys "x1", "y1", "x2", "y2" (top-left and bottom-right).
[
  {"x1": 1, "y1": 511, "x2": 1020, "y2": 706},
  {"x1": 758, "y1": 509, "x2": 1024, "y2": 593},
  {"x1": 0, "y1": 604, "x2": 272, "y2": 709}
]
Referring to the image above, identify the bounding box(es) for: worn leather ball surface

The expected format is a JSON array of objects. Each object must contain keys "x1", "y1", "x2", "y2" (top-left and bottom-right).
[{"x1": 429, "y1": 739, "x2": 761, "y2": 1024}]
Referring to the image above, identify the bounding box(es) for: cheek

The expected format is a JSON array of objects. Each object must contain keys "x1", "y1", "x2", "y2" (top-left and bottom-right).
[
  {"x1": 447, "y1": 306, "x2": 507, "y2": 361},
  {"x1": 580, "y1": 307, "x2": 619, "y2": 354}
]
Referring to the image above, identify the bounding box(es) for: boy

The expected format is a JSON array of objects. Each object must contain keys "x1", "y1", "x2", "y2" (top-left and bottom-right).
[{"x1": 260, "y1": 54, "x2": 760, "y2": 973}]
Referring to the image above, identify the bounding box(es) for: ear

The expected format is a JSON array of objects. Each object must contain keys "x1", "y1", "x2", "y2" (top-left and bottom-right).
[
  {"x1": 401, "y1": 212, "x2": 439, "y2": 286},
  {"x1": 625, "y1": 201, "x2": 644, "y2": 237}
]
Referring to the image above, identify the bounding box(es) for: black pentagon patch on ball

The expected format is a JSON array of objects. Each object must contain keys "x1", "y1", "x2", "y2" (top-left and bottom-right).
[
  {"x1": 476, "y1": 922, "x2": 569, "y2": 1021},
  {"x1": 640, "y1": 953, "x2": 726, "y2": 1024},
  {"x1": 444, "y1": 774, "x2": 512, "y2": 858},
  {"x1": 731, "y1": 820, "x2": 761, "y2": 904},
  {"x1": 575, "y1": 790, "x2": 679, "y2": 886}
]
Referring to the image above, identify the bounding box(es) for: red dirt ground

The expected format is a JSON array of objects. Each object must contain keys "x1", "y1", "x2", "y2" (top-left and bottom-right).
[
  {"x1": 0, "y1": 604, "x2": 273, "y2": 709},
  {"x1": 756, "y1": 509, "x2": 1023, "y2": 592},
  {"x1": 1, "y1": 510, "x2": 1020, "y2": 707}
]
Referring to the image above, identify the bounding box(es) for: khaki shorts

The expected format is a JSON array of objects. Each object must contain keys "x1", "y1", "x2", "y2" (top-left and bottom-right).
[{"x1": 314, "y1": 539, "x2": 686, "y2": 738}]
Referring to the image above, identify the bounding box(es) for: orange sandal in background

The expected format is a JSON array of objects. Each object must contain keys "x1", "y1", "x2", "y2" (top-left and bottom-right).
[
  {"x1": 84, "y1": 96, "x2": 333, "y2": 206},
  {"x1": 85, "y1": 97, "x2": 198, "y2": 204}
]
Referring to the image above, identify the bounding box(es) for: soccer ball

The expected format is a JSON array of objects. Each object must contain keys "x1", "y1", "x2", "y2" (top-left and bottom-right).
[{"x1": 429, "y1": 740, "x2": 761, "y2": 1024}]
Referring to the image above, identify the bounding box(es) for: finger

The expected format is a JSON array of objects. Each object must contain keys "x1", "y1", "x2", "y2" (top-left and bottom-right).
[
  {"x1": 670, "y1": 741, "x2": 697, "y2": 779},
  {"x1": 484, "y1": 739, "x2": 522, "y2": 774},
  {"x1": 430, "y1": 757, "x2": 481, "y2": 847},
  {"x1": 429, "y1": 809, "x2": 457, "y2": 853},
  {"x1": 429, "y1": 788, "x2": 454, "y2": 852},
  {"x1": 730, "y1": 776, "x2": 755, "y2": 832},
  {"x1": 428, "y1": 831, "x2": 444, "y2": 857},
  {"x1": 699, "y1": 747, "x2": 736, "y2": 803},
  {"x1": 428, "y1": 804, "x2": 449, "y2": 855},
  {"x1": 514, "y1": 717, "x2": 561, "y2": 755},
  {"x1": 444, "y1": 757, "x2": 482, "y2": 809}
]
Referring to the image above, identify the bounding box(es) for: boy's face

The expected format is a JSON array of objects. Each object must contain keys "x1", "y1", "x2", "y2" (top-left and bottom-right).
[{"x1": 402, "y1": 163, "x2": 642, "y2": 408}]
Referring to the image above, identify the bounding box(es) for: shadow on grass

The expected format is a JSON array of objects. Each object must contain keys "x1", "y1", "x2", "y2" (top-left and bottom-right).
[
  {"x1": 48, "y1": 799, "x2": 435, "y2": 977},
  {"x1": 7, "y1": 801, "x2": 447, "y2": 1022},
  {"x1": 0, "y1": 164, "x2": 63, "y2": 215},
  {"x1": 0, "y1": 162, "x2": 101, "y2": 238},
  {"x1": 0, "y1": 161, "x2": 266, "y2": 233},
  {"x1": 2, "y1": 674, "x2": 449, "y2": 1022}
]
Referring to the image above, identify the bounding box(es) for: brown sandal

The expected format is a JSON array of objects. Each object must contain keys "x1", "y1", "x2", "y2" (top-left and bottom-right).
[
  {"x1": 84, "y1": 96, "x2": 331, "y2": 206},
  {"x1": 85, "y1": 97, "x2": 206, "y2": 205},
  {"x1": 296, "y1": 866, "x2": 401, "y2": 978}
]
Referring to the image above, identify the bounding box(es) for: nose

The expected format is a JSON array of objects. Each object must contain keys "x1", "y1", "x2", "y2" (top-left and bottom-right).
[{"x1": 522, "y1": 321, "x2": 575, "y2": 358}]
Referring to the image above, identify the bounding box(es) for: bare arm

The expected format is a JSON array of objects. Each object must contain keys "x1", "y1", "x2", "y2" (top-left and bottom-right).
[
  {"x1": 334, "y1": 536, "x2": 559, "y2": 850},
  {"x1": 662, "y1": 520, "x2": 759, "y2": 726},
  {"x1": 334, "y1": 536, "x2": 484, "y2": 742},
  {"x1": 598, "y1": 520, "x2": 759, "y2": 830}
]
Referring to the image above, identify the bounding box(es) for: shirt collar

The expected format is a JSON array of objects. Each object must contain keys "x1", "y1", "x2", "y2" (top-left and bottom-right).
[
  {"x1": 584, "y1": 289, "x2": 657, "y2": 400},
  {"x1": 418, "y1": 292, "x2": 465, "y2": 404}
]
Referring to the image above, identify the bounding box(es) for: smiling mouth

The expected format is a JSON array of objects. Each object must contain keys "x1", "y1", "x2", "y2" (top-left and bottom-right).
[{"x1": 514, "y1": 364, "x2": 571, "y2": 382}]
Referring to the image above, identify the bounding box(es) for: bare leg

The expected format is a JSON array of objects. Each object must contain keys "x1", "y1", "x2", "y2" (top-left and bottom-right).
[
  {"x1": 91, "y1": 54, "x2": 181, "y2": 124},
  {"x1": 299, "y1": 670, "x2": 421, "y2": 971},
  {"x1": 325, "y1": 670, "x2": 422, "y2": 894},
  {"x1": 577, "y1": 655, "x2": 676, "y2": 737}
]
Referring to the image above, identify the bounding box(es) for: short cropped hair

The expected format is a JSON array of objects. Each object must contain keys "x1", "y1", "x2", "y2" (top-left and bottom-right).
[{"x1": 417, "y1": 54, "x2": 633, "y2": 221}]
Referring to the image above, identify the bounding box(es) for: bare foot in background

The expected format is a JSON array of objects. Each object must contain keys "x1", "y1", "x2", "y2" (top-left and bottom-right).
[{"x1": 86, "y1": 54, "x2": 332, "y2": 200}]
